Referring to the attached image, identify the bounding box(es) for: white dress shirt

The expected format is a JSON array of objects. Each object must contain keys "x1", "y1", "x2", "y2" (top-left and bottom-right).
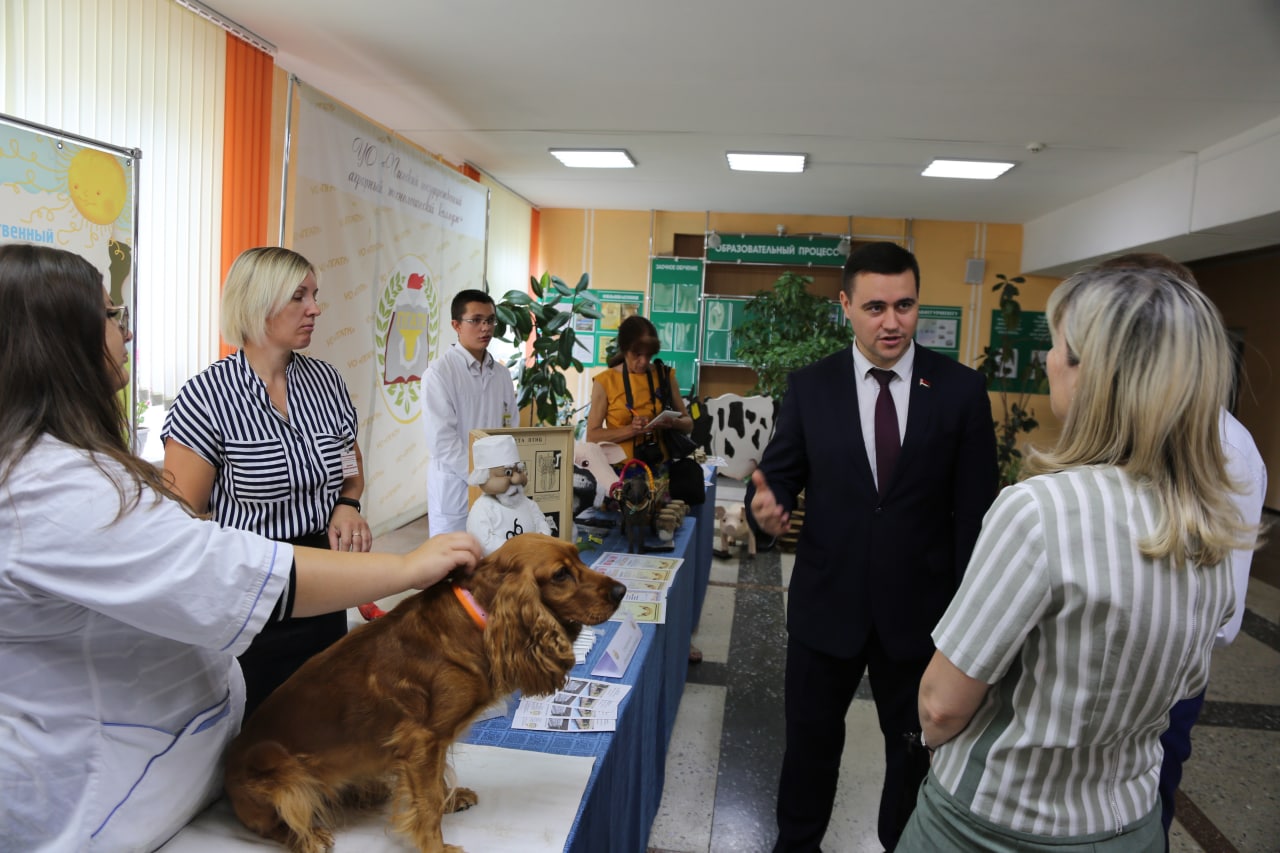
[{"x1": 1218, "y1": 409, "x2": 1267, "y2": 645}]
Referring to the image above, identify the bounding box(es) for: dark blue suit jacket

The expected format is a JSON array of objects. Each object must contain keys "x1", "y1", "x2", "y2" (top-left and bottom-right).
[{"x1": 748, "y1": 345, "x2": 997, "y2": 661}]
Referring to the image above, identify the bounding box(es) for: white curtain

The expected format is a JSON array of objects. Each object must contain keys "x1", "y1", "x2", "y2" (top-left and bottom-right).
[
  {"x1": 1, "y1": 0, "x2": 225, "y2": 401},
  {"x1": 480, "y1": 175, "x2": 533, "y2": 368}
]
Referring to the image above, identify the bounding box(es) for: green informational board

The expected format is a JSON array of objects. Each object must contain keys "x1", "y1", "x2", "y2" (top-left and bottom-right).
[
  {"x1": 916, "y1": 305, "x2": 962, "y2": 361},
  {"x1": 555, "y1": 288, "x2": 645, "y2": 368},
  {"x1": 649, "y1": 258, "x2": 702, "y2": 394},
  {"x1": 988, "y1": 309, "x2": 1052, "y2": 394},
  {"x1": 701, "y1": 296, "x2": 750, "y2": 366}
]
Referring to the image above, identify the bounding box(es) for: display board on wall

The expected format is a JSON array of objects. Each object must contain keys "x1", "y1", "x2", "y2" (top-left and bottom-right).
[
  {"x1": 988, "y1": 309, "x2": 1052, "y2": 394},
  {"x1": 0, "y1": 114, "x2": 141, "y2": 427},
  {"x1": 587, "y1": 289, "x2": 646, "y2": 365},
  {"x1": 916, "y1": 305, "x2": 962, "y2": 361},
  {"x1": 649, "y1": 258, "x2": 702, "y2": 394},
  {"x1": 469, "y1": 426, "x2": 574, "y2": 543},
  {"x1": 701, "y1": 296, "x2": 750, "y2": 366}
]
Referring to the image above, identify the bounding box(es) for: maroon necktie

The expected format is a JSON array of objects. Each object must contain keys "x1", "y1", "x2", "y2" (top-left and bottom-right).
[{"x1": 870, "y1": 368, "x2": 899, "y2": 498}]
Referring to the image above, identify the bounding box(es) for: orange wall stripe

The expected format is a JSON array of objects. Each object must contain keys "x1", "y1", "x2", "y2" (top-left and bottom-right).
[{"x1": 219, "y1": 34, "x2": 274, "y2": 356}]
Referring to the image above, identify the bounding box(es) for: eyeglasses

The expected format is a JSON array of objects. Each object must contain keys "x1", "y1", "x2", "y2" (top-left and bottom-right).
[
  {"x1": 106, "y1": 304, "x2": 130, "y2": 333},
  {"x1": 459, "y1": 316, "x2": 497, "y2": 328}
]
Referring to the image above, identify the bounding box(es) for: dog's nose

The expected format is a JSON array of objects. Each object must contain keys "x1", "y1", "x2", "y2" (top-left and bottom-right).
[{"x1": 609, "y1": 582, "x2": 627, "y2": 604}]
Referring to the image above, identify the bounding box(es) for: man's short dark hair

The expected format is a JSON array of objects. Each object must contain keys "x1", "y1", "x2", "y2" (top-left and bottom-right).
[
  {"x1": 451, "y1": 288, "x2": 495, "y2": 321},
  {"x1": 842, "y1": 242, "x2": 920, "y2": 297}
]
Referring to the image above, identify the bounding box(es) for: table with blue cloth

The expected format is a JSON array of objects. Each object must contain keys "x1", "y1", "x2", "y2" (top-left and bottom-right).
[{"x1": 465, "y1": 480, "x2": 716, "y2": 853}]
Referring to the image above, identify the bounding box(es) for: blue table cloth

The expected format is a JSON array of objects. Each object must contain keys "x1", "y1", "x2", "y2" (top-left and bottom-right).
[{"x1": 464, "y1": 498, "x2": 711, "y2": 853}]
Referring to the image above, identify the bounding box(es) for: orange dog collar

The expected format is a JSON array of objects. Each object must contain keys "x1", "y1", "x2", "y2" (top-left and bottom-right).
[{"x1": 453, "y1": 585, "x2": 488, "y2": 629}]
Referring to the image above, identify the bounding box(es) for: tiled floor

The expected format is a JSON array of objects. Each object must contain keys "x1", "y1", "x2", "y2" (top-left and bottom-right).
[{"x1": 366, "y1": 498, "x2": 1280, "y2": 853}]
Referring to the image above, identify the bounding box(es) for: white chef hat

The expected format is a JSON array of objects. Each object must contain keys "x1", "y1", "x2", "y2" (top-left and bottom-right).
[{"x1": 468, "y1": 434, "x2": 520, "y2": 485}]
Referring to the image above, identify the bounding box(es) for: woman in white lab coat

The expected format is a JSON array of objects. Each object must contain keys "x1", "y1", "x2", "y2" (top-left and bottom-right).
[{"x1": 0, "y1": 244, "x2": 481, "y2": 852}]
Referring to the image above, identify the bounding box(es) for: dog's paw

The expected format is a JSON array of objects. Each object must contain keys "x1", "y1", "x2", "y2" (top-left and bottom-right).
[{"x1": 444, "y1": 786, "x2": 478, "y2": 813}]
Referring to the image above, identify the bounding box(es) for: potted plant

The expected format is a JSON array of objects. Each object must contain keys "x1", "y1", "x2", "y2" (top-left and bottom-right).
[
  {"x1": 494, "y1": 272, "x2": 601, "y2": 426},
  {"x1": 978, "y1": 274, "x2": 1047, "y2": 486},
  {"x1": 734, "y1": 271, "x2": 853, "y2": 401}
]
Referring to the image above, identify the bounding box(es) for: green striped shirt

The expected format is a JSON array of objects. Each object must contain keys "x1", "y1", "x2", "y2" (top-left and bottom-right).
[{"x1": 931, "y1": 466, "x2": 1234, "y2": 837}]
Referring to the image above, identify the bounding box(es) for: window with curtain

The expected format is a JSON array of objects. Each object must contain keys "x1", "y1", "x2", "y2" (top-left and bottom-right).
[{"x1": 2, "y1": 0, "x2": 225, "y2": 402}]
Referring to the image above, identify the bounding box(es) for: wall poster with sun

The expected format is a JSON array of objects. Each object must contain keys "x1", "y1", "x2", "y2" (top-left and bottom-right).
[{"x1": 0, "y1": 113, "x2": 140, "y2": 419}]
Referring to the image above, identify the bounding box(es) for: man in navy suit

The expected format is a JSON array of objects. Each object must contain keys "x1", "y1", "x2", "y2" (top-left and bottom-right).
[{"x1": 748, "y1": 241, "x2": 997, "y2": 852}]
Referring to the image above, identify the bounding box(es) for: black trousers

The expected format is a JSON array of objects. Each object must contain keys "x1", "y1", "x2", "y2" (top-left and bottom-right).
[
  {"x1": 773, "y1": 631, "x2": 932, "y2": 853},
  {"x1": 237, "y1": 531, "x2": 347, "y2": 720}
]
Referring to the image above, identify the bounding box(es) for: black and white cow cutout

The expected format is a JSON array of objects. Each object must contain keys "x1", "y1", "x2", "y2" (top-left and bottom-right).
[{"x1": 705, "y1": 393, "x2": 776, "y2": 480}]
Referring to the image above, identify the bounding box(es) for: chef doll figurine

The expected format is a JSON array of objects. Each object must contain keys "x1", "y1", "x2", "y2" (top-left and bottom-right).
[{"x1": 466, "y1": 434, "x2": 551, "y2": 555}]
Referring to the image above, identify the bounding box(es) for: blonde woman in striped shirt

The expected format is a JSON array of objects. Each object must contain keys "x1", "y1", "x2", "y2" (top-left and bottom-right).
[
  {"x1": 164, "y1": 247, "x2": 371, "y2": 717},
  {"x1": 898, "y1": 267, "x2": 1259, "y2": 852}
]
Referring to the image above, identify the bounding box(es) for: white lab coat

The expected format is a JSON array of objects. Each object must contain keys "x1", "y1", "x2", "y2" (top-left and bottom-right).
[
  {"x1": 0, "y1": 437, "x2": 292, "y2": 852},
  {"x1": 421, "y1": 344, "x2": 516, "y2": 534}
]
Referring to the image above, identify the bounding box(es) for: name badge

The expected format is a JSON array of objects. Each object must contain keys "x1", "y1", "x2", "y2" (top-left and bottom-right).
[{"x1": 341, "y1": 449, "x2": 360, "y2": 478}]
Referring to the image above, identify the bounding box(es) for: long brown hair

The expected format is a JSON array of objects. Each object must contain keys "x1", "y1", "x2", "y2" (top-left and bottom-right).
[{"x1": 0, "y1": 244, "x2": 176, "y2": 513}]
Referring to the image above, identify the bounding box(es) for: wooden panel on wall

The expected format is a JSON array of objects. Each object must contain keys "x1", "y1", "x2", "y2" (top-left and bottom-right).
[
  {"x1": 700, "y1": 365, "x2": 758, "y2": 400},
  {"x1": 704, "y1": 262, "x2": 842, "y2": 299}
]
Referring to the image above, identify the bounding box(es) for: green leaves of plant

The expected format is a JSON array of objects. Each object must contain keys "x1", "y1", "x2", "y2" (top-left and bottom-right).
[
  {"x1": 734, "y1": 271, "x2": 854, "y2": 401},
  {"x1": 495, "y1": 271, "x2": 596, "y2": 426},
  {"x1": 984, "y1": 273, "x2": 1038, "y2": 486}
]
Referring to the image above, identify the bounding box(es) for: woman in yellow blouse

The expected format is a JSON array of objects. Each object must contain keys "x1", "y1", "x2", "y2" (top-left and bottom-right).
[{"x1": 586, "y1": 315, "x2": 693, "y2": 461}]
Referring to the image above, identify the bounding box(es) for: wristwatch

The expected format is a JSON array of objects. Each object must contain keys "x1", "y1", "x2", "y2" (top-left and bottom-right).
[{"x1": 334, "y1": 496, "x2": 362, "y2": 513}]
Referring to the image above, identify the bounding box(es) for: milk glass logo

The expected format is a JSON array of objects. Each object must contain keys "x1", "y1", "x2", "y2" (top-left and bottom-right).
[{"x1": 375, "y1": 255, "x2": 439, "y2": 421}]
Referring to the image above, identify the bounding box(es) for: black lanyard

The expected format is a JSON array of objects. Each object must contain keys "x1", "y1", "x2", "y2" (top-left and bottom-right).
[{"x1": 622, "y1": 366, "x2": 663, "y2": 418}]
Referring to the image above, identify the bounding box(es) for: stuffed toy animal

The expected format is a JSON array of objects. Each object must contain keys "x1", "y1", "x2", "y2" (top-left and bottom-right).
[
  {"x1": 572, "y1": 465, "x2": 597, "y2": 516},
  {"x1": 618, "y1": 475, "x2": 653, "y2": 554},
  {"x1": 573, "y1": 440, "x2": 627, "y2": 511},
  {"x1": 715, "y1": 504, "x2": 756, "y2": 557}
]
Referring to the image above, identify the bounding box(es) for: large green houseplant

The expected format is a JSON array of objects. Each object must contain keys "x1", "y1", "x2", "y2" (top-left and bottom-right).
[
  {"x1": 735, "y1": 271, "x2": 854, "y2": 401},
  {"x1": 494, "y1": 272, "x2": 601, "y2": 426},
  {"x1": 978, "y1": 273, "x2": 1048, "y2": 486}
]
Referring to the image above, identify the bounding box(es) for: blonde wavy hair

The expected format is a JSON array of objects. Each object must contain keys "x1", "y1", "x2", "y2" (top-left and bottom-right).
[
  {"x1": 1025, "y1": 266, "x2": 1255, "y2": 567},
  {"x1": 220, "y1": 247, "x2": 317, "y2": 347}
]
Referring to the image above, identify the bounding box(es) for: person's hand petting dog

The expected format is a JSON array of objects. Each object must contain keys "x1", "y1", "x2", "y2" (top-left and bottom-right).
[
  {"x1": 327, "y1": 501, "x2": 372, "y2": 552},
  {"x1": 406, "y1": 531, "x2": 484, "y2": 589}
]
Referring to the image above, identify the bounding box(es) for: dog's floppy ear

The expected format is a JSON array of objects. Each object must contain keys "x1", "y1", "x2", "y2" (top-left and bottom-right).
[{"x1": 484, "y1": 542, "x2": 576, "y2": 696}]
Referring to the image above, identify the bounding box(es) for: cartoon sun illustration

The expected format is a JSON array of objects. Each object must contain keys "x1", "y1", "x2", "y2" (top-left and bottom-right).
[{"x1": 67, "y1": 149, "x2": 128, "y2": 226}]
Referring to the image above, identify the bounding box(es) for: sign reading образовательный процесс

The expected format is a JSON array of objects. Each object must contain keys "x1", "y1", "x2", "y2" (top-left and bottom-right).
[{"x1": 705, "y1": 234, "x2": 846, "y2": 266}]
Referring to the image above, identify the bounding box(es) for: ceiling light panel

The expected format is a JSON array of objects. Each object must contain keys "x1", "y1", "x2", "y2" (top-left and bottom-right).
[
  {"x1": 549, "y1": 149, "x2": 635, "y2": 168},
  {"x1": 922, "y1": 159, "x2": 1017, "y2": 180},
  {"x1": 726, "y1": 152, "x2": 807, "y2": 173}
]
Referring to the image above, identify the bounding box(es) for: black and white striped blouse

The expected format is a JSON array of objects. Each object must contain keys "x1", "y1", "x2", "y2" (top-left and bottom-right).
[{"x1": 162, "y1": 350, "x2": 358, "y2": 540}]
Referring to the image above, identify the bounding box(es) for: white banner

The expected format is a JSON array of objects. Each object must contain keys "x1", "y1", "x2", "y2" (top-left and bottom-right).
[{"x1": 290, "y1": 83, "x2": 488, "y2": 533}]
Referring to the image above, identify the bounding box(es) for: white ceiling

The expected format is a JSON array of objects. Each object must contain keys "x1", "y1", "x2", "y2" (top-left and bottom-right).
[{"x1": 202, "y1": 0, "x2": 1280, "y2": 260}]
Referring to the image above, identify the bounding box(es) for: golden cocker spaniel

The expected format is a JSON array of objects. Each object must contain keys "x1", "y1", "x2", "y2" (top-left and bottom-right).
[{"x1": 224, "y1": 533, "x2": 626, "y2": 853}]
